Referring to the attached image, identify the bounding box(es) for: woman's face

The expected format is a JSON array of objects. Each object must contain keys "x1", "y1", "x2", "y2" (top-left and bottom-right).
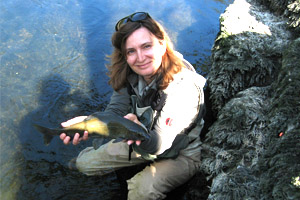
[{"x1": 125, "y1": 27, "x2": 166, "y2": 83}]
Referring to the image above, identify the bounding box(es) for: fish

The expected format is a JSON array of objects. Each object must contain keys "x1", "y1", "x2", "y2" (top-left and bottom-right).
[{"x1": 33, "y1": 112, "x2": 149, "y2": 145}]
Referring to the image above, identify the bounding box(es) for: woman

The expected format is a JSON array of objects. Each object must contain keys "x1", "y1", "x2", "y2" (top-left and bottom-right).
[{"x1": 60, "y1": 12, "x2": 206, "y2": 200}]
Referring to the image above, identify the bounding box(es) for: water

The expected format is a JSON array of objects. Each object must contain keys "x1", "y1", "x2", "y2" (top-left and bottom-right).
[{"x1": 0, "y1": 0, "x2": 233, "y2": 199}]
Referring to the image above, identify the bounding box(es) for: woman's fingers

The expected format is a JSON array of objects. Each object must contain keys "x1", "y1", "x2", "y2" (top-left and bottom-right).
[
  {"x1": 60, "y1": 116, "x2": 89, "y2": 146},
  {"x1": 127, "y1": 140, "x2": 134, "y2": 145},
  {"x1": 63, "y1": 135, "x2": 71, "y2": 145},
  {"x1": 127, "y1": 140, "x2": 141, "y2": 146},
  {"x1": 124, "y1": 113, "x2": 141, "y2": 125},
  {"x1": 72, "y1": 133, "x2": 80, "y2": 145},
  {"x1": 60, "y1": 133, "x2": 67, "y2": 140},
  {"x1": 135, "y1": 140, "x2": 141, "y2": 146},
  {"x1": 82, "y1": 131, "x2": 89, "y2": 141},
  {"x1": 124, "y1": 114, "x2": 142, "y2": 146},
  {"x1": 60, "y1": 131, "x2": 89, "y2": 145}
]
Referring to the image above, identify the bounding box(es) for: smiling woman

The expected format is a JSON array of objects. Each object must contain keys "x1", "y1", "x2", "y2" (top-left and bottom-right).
[
  {"x1": 59, "y1": 12, "x2": 206, "y2": 200},
  {"x1": 108, "y1": 13, "x2": 184, "y2": 91},
  {"x1": 125, "y1": 27, "x2": 166, "y2": 84}
]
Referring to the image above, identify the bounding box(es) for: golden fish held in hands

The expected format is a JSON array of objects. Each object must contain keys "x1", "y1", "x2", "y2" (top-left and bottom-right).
[{"x1": 33, "y1": 112, "x2": 149, "y2": 144}]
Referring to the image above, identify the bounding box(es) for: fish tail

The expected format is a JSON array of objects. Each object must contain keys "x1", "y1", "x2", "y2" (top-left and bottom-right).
[
  {"x1": 33, "y1": 124, "x2": 61, "y2": 145},
  {"x1": 43, "y1": 134, "x2": 54, "y2": 145}
]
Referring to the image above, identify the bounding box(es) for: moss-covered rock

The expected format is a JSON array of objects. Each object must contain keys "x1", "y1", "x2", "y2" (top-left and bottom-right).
[
  {"x1": 257, "y1": 0, "x2": 300, "y2": 33},
  {"x1": 196, "y1": 0, "x2": 300, "y2": 199},
  {"x1": 256, "y1": 37, "x2": 300, "y2": 200}
]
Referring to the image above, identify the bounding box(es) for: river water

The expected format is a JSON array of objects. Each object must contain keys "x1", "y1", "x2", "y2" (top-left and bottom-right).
[{"x1": 0, "y1": 0, "x2": 233, "y2": 199}]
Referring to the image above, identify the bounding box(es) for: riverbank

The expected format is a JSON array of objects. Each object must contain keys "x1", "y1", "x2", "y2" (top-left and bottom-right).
[{"x1": 178, "y1": 0, "x2": 299, "y2": 199}]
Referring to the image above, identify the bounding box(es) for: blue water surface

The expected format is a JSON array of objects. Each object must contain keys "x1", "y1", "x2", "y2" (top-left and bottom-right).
[{"x1": 0, "y1": 0, "x2": 233, "y2": 199}]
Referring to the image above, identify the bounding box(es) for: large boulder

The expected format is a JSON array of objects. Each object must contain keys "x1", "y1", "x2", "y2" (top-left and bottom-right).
[{"x1": 193, "y1": 0, "x2": 300, "y2": 199}]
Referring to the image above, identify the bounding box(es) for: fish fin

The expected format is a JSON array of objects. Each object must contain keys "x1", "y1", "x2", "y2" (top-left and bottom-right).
[
  {"x1": 44, "y1": 135, "x2": 54, "y2": 145},
  {"x1": 112, "y1": 138, "x2": 124, "y2": 143},
  {"x1": 33, "y1": 123, "x2": 60, "y2": 145},
  {"x1": 34, "y1": 124, "x2": 50, "y2": 134}
]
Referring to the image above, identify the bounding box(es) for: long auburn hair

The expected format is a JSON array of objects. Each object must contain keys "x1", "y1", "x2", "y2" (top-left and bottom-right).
[{"x1": 106, "y1": 16, "x2": 185, "y2": 91}]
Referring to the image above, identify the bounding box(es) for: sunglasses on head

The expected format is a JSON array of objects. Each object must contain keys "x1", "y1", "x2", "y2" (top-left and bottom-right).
[{"x1": 115, "y1": 12, "x2": 151, "y2": 31}]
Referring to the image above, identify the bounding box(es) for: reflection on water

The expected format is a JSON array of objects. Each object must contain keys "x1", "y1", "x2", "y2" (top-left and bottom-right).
[{"x1": 0, "y1": 0, "x2": 233, "y2": 199}]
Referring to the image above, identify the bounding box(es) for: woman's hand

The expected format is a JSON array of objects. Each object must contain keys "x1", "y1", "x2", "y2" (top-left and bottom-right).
[
  {"x1": 124, "y1": 113, "x2": 142, "y2": 146},
  {"x1": 59, "y1": 116, "x2": 89, "y2": 145}
]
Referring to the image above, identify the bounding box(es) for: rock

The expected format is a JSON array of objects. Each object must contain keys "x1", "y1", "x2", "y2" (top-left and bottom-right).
[
  {"x1": 256, "y1": 37, "x2": 300, "y2": 200},
  {"x1": 193, "y1": 0, "x2": 300, "y2": 199},
  {"x1": 208, "y1": 0, "x2": 291, "y2": 115},
  {"x1": 258, "y1": 0, "x2": 300, "y2": 33}
]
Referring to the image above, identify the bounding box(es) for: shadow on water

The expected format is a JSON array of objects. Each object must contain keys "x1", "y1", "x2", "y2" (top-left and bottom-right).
[
  {"x1": 15, "y1": 1, "x2": 120, "y2": 199},
  {"x1": 17, "y1": 74, "x2": 119, "y2": 200},
  {"x1": 79, "y1": 0, "x2": 112, "y2": 96},
  {"x1": 0, "y1": 0, "x2": 233, "y2": 199}
]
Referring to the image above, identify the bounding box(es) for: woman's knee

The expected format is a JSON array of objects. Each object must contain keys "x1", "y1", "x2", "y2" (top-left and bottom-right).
[{"x1": 127, "y1": 167, "x2": 167, "y2": 200}]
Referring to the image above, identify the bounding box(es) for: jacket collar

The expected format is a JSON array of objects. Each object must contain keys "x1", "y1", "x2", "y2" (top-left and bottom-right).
[{"x1": 127, "y1": 73, "x2": 159, "y2": 98}]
